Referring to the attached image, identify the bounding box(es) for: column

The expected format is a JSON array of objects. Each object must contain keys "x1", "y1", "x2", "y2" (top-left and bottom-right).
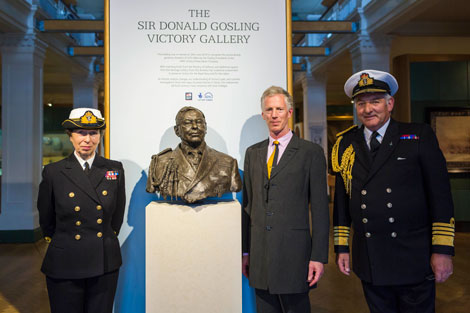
[
  {"x1": 302, "y1": 70, "x2": 328, "y2": 157},
  {"x1": 0, "y1": 33, "x2": 47, "y2": 241},
  {"x1": 349, "y1": 35, "x2": 392, "y2": 123},
  {"x1": 72, "y1": 63, "x2": 99, "y2": 109},
  {"x1": 349, "y1": 35, "x2": 392, "y2": 73}
]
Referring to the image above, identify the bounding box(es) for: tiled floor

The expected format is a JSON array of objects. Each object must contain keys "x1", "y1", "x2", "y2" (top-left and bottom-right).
[{"x1": 0, "y1": 233, "x2": 468, "y2": 313}]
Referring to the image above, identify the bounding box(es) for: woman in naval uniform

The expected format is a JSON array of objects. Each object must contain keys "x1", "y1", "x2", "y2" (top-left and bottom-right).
[{"x1": 37, "y1": 108, "x2": 126, "y2": 313}]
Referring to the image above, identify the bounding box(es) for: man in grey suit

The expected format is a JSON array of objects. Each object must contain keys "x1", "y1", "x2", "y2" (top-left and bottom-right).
[{"x1": 242, "y1": 86, "x2": 329, "y2": 313}]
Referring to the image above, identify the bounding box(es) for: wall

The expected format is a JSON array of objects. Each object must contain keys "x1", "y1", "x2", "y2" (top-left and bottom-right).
[{"x1": 410, "y1": 61, "x2": 470, "y2": 223}]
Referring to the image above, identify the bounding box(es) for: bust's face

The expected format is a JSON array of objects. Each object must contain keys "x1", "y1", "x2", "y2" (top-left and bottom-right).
[{"x1": 176, "y1": 110, "x2": 207, "y2": 147}]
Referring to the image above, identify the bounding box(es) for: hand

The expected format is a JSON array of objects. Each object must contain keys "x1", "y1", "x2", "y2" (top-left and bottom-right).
[
  {"x1": 307, "y1": 261, "x2": 324, "y2": 286},
  {"x1": 431, "y1": 253, "x2": 453, "y2": 283},
  {"x1": 242, "y1": 255, "x2": 250, "y2": 278},
  {"x1": 336, "y1": 253, "x2": 351, "y2": 276}
]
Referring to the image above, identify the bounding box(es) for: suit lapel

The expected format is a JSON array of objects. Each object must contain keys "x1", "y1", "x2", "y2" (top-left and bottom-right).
[
  {"x1": 366, "y1": 119, "x2": 400, "y2": 183},
  {"x1": 269, "y1": 134, "x2": 299, "y2": 180},
  {"x1": 256, "y1": 139, "x2": 269, "y2": 179},
  {"x1": 88, "y1": 156, "x2": 107, "y2": 189},
  {"x1": 352, "y1": 126, "x2": 372, "y2": 170},
  {"x1": 61, "y1": 154, "x2": 100, "y2": 203},
  {"x1": 172, "y1": 148, "x2": 196, "y2": 183},
  {"x1": 186, "y1": 146, "x2": 217, "y2": 191}
]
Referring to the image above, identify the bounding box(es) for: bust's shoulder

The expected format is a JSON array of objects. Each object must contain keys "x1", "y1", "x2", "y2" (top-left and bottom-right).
[
  {"x1": 207, "y1": 147, "x2": 237, "y2": 164},
  {"x1": 152, "y1": 148, "x2": 175, "y2": 161}
]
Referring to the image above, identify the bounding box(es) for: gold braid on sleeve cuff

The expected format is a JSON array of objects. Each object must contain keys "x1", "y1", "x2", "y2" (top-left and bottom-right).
[
  {"x1": 334, "y1": 226, "x2": 350, "y2": 246},
  {"x1": 432, "y1": 218, "x2": 455, "y2": 247}
]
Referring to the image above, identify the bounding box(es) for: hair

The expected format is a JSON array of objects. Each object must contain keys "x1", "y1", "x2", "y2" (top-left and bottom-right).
[
  {"x1": 353, "y1": 92, "x2": 393, "y2": 105},
  {"x1": 66, "y1": 129, "x2": 105, "y2": 137},
  {"x1": 260, "y1": 86, "x2": 293, "y2": 111},
  {"x1": 175, "y1": 106, "x2": 206, "y2": 126}
]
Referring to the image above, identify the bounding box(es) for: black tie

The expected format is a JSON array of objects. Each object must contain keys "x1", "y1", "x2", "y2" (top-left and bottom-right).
[
  {"x1": 84, "y1": 162, "x2": 90, "y2": 175},
  {"x1": 370, "y1": 131, "x2": 380, "y2": 159}
]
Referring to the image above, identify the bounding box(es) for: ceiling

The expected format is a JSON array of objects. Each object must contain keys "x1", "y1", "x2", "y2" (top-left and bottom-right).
[
  {"x1": 390, "y1": 0, "x2": 470, "y2": 36},
  {"x1": 73, "y1": 0, "x2": 329, "y2": 21}
]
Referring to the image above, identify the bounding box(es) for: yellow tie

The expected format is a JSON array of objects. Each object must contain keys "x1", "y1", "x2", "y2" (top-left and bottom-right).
[{"x1": 267, "y1": 141, "x2": 279, "y2": 179}]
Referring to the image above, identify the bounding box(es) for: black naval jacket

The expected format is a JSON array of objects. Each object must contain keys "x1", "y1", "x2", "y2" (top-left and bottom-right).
[
  {"x1": 38, "y1": 154, "x2": 126, "y2": 279},
  {"x1": 242, "y1": 134, "x2": 329, "y2": 294},
  {"x1": 332, "y1": 119, "x2": 455, "y2": 286}
]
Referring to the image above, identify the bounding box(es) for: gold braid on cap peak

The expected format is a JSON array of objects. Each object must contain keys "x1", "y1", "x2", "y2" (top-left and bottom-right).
[{"x1": 332, "y1": 127, "x2": 357, "y2": 197}]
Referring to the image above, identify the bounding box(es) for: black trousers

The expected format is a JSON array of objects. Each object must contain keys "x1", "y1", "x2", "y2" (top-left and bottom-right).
[
  {"x1": 46, "y1": 269, "x2": 119, "y2": 313},
  {"x1": 361, "y1": 278, "x2": 435, "y2": 313},
  {"x1": 255, "y1": 288, "x2": 311, "y2": 313}
]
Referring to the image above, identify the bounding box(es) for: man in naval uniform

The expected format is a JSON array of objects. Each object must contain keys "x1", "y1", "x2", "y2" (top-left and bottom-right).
[
  {"x1": 37, "y1": 108, "x2": 125, "y2": 313},
  {"x1": 242, "y1": 86, "x2": 329, "y2": 313},
  {"x1": 332, "y1": 70, "x2": 454, "y2": 313},
  {"x1": 146, "y1": 106, "x2": 242, "y2": 203}
]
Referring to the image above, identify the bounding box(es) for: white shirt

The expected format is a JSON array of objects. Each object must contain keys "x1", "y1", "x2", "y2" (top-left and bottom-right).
[
  {"x1": 363, "y1": 118, "x2": 390, "y2": 149},
  {"x1": 74, "y1": 151, "x2": 96, "y2": 170}
]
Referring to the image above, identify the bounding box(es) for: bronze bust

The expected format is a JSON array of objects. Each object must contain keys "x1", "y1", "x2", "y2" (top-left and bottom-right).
[{"x1": 146, "y1": 106, "x2": 242, "y2": 203}]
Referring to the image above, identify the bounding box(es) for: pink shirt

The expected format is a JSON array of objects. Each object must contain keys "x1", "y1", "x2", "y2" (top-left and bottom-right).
[{"x1": 266, "y1": 131, "x2": 293, "y2": 164}]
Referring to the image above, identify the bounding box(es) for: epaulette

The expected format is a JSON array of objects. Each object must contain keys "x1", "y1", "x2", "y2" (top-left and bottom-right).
[
  {"x1": 157, "y1": 148, "x2": 172, "y2": 156},
  {"x1": 336, "y1": 125, "x2": 358, "y2": 138}
]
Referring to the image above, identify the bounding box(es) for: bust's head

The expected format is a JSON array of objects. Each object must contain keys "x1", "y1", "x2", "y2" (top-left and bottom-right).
[{"x1": 174, "y1": 106, "x2": 207, "y2": 148}]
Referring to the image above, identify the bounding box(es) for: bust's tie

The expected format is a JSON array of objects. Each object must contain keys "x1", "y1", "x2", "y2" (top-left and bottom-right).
[
  {"x1": 267, "y1": 141, "x2": 279, "y2": 179},
  {"x1": 370, "y1": 131, "x2": 381, "y2": 159},
  {"x1": 188, "y1": 150, "x2": 202, "y2": 169}
]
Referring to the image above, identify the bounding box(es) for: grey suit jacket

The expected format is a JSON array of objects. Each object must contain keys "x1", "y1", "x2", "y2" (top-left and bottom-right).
[{"x1": 242, "y1": 133, "x2": 329, "y2": 294}]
